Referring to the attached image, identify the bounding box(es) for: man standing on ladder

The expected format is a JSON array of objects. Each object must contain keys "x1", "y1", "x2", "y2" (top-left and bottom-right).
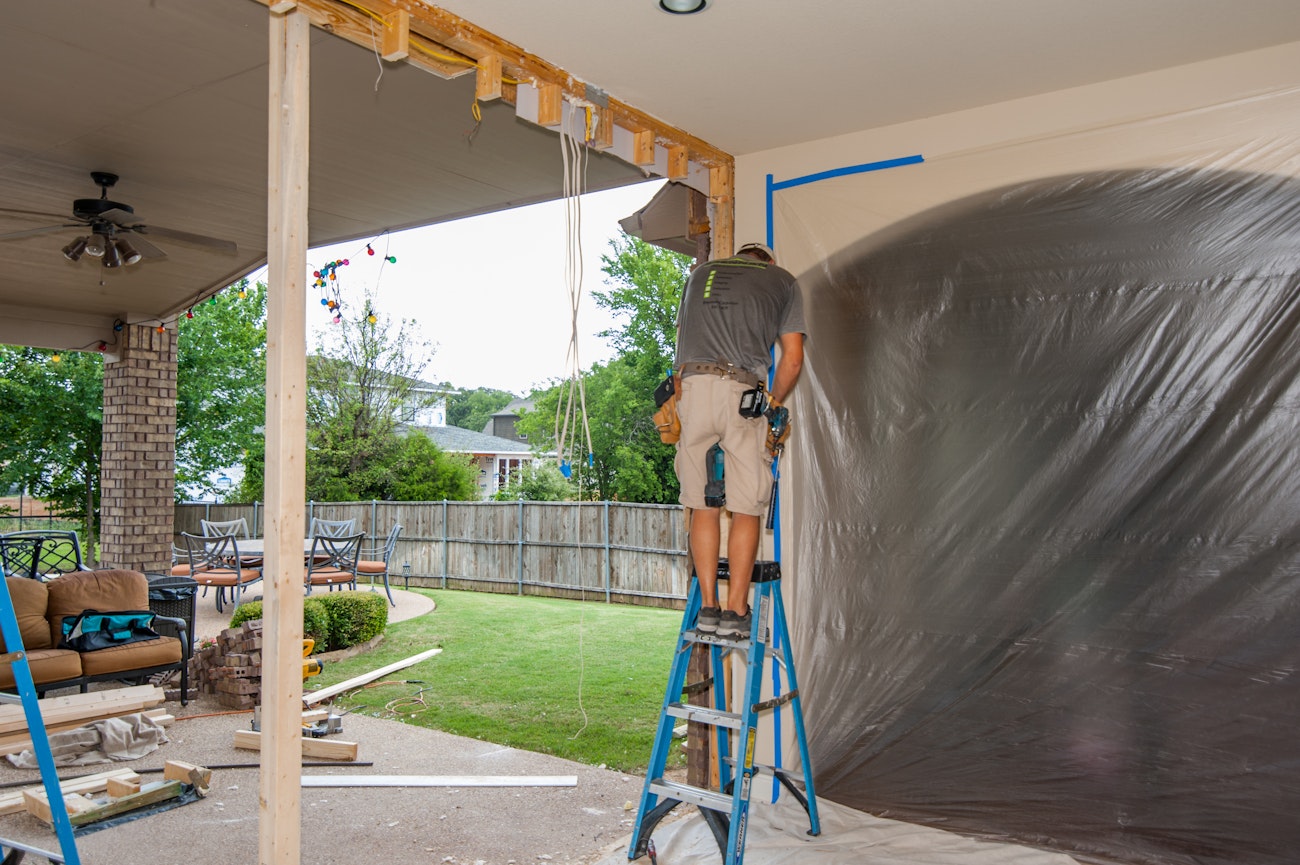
[{"x1": 674, "y1": 241, "x2": 805, "y2": 639}]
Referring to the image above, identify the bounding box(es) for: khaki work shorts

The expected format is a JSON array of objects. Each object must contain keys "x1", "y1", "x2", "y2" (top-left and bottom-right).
[{"x1": 675, "y1": 374, "x2": 772, "y2": 516}]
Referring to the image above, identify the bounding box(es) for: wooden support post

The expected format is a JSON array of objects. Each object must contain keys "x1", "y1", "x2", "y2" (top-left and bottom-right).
[
  {"x1": 633, "y1": 129, "x2": 656, "y2": 167},
  {"x1": 265, "y1": 7, "x2": 310, "y2": 865},
  {"x1": 589, "y1": 106, "x2": 614, "y2": 150},
  {"x1": 476, "y1": 54, "x2": 503, "y2": 101},
  {"x1": 380, "y1": 9, "x2": 409, "y2": 61},
  {"x1": 710, "y1": 162, "x2": 735, "y2": 258},
  {"x1": 536, "y1": 83, "x2": 562, "y2": 127},
  {"x1": 667, "y1": 145, "x2": 689, "y2": 180}
]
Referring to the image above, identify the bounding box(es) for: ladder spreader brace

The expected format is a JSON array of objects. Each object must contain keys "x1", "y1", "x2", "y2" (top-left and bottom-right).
[{"x1": 630, "y1": 559, "x2": 819, "y2": 865}]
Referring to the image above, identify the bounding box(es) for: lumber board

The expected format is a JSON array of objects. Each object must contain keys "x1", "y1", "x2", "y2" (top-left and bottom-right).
[
  {"x1": 24, "y1": 791, "x2": 97, "y2": 824},
  {"x1": 68, "y1": 780, "x2": 184, "y2": 827},
  {"x1": 0, "y1": 708, "x2": 173, "y2": 757},
  {"x1": 234, "y1": 729, "x2": 359, "y2": 761},
  {"x1": 302, "y1": 647, "x2": 442, "y2": 705},
  {"x1": 300, "y1": 774, "x2": 577, "y2": 788},
  {"x1": 164, "y1": 760, "x2": 213, "y2": 789},
  {"x1": 0, "y1": 685, "x2": 163, "y2": 734},
  {"x1": 0, "y1": 768, "x2": 140, "y2": 816}
]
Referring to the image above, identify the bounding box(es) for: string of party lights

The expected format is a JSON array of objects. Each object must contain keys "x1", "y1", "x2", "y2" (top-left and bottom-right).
[{"x1": 313, "y1": 237, "x2": 397, "y2": 325}]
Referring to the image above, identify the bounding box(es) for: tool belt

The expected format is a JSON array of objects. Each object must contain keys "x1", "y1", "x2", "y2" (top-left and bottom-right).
[{"x1": 677, "y1": 361, "x2": 761, "y2": 389}]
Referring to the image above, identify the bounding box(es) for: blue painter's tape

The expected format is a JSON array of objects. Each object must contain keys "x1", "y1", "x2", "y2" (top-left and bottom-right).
[{"x1": 771, "y1": 154, "x2": 924, "y2": 193}]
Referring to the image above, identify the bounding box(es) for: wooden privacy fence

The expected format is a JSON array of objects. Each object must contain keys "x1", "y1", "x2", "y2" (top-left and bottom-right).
[{"x1": 175, "y1": 500, "x2": 690, "y2": 607}]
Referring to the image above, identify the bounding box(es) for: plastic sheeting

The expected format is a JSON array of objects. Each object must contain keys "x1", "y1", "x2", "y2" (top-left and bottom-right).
[{"x1": 785, "y1": 165, "x2": 1300, "y2": 865}]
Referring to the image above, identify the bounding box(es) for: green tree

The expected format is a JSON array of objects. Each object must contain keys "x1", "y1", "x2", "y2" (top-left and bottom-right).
[
  {"x1": 492, "y1": 460, "x2": 576, "y2": 501},
  {"x1": 175, "y1": 279, "x2": 267, "y2": 501},
  {"x1": 0, "y1": 347, "x2": 103, "y2": 558},
  {"x1": 305, "y1": 291, "x2": 438, "y2": 501},
  {"x1": 391, "y1": 432, "x2": 478, "y2": 501},
  {"x1": 446, "y1": 386, "x2": 515, "y2": 432},
  {"x1": 516, "y1": 236, "x2": 690, "y2": 503}
]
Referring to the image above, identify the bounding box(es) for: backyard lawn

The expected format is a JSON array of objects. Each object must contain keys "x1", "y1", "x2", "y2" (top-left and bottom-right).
[{"x1": 309, "y1": 589, "x2": 686, "y2": 773}]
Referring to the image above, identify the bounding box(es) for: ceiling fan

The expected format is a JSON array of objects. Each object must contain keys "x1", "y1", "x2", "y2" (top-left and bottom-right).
[{"x1": 0, "y1": 171, "x2": 237, "y2": 268}]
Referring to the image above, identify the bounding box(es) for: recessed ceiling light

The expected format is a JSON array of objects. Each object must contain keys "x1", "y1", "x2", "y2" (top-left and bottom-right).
[{"x1": 659, "y1": 0, "x2": 708, "y2": 14}]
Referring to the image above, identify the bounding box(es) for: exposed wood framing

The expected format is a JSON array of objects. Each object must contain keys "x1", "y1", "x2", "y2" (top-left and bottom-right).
[
  {"x1": 536, "y1": 82, "x2": 563, "y2": 127},
  {"x1": 380, "y1": 8, "x2": 410, "y2": 60},
  {"x1": 246, "y1": 0, "x2": 735, "y2": 237},
  {"x1": 710, "y1": 163, "x2": 735, "y2": 257},
  {"x1": 475, "y1": 53, "x2": 503, "y2": 101},
  {"x1": 264, "y1": 7, "x2": 312, "y2": 865}
]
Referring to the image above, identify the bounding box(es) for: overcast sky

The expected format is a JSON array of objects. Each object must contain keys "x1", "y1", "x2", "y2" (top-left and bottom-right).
[{"x1": 302, "y1": 179, "x2": 667, "y2": 396}]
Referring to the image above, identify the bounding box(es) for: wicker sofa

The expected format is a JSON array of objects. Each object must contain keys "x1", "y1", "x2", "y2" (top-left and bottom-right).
[{"x1": 0, "y1": 569, "x2": 190, "y2": 705}]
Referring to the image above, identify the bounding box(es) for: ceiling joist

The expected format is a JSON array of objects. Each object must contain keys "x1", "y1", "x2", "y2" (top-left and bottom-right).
[{"x1": 251, "y1": 0, "x2": 734, "y2": 193}]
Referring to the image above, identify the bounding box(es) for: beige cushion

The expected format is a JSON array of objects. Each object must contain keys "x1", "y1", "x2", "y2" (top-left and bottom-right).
[
  {"x1": 78, "y1": 636, "x2": 181, "y2": 677},
  {"x1": 2, "y1": 577, "x2": 53, "y2": 650},
  {"x1": 0, "y1": 648, "x2": 81, "y2": 689},
  {"x1": 356, "y1": 560, "x2": 387, "y2": 575},
  {"x1": 45, "y1": 569, "x2": 150, "y2": 648}
]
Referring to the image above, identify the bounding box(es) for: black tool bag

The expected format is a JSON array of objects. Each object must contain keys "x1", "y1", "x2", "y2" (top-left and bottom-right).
[{"x1": 59, "y1": 609, "x2": 160, "y2": 652}]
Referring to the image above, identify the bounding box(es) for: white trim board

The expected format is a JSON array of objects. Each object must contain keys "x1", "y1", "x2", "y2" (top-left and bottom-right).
[{"x1": 300, "y1": 775, "x2": 577, "y2": 788}]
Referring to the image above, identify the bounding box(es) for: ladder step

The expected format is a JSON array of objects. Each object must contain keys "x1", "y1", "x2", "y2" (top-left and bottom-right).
[
  {"x1": 665, "y1": 702, "x2": 742, "y2": 729},
  {"x1": 687, "y1": 631, "x2": 750, "y2": 649},
  {"x1": 649, "y1": 778, "x2": 732, "y2": 812}
]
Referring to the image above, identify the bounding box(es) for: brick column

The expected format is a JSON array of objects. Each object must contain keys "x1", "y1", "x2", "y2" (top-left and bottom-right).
[{"x1": 100, "y1": 322, "x2": 177, "y2": 573}]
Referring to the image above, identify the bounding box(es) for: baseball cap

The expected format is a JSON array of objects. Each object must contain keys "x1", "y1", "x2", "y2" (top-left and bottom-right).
[{"x1": 736, "y1": 242, "x2": 776, "y2": 264}]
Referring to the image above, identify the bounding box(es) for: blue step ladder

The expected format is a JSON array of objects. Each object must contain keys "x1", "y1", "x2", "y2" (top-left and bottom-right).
[
  {"x1": 630, "y1": 559, "x2": 819, "y2": 865},
  {"x1": 0, "y1": 576, "x2": 82, "y2": 865}
]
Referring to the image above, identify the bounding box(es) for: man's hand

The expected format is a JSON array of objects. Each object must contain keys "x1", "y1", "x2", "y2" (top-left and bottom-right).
[{"x1": 765, "y1": 403, "x2": 791, "y2": 455}]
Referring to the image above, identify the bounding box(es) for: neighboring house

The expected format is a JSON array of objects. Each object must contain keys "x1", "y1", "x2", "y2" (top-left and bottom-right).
[
  {"x1": 481, "y1": 398, "x2": 535, "y2": 444},
  {"x1": 414, "y1": 423, "x2": 542, "y2": 499}
]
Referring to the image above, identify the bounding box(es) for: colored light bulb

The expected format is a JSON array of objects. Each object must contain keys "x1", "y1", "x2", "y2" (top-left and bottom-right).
[
  {"x1": 367, "y1": 245, "x2": 375, "y2": 256},
  {"x1": 386, "y1": 255, "x2": 397, "y2": 263}
]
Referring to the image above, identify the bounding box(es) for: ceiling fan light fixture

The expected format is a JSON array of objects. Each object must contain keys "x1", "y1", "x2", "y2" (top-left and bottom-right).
[
  {"x1": 101, "y1": 241, "x2": 124, "y2": 269},
  {"x1": 62, "y1": 236, "x2": 89, "y2": 262},
  {"x1": 84, "y1": 232, "x2": 109, "y2": 258},
  {"x1": 659, "y1": 0, "x2": 708, "y2": 12},
  {"x1": 115, "y1": 237, "x2": 142, "y2": 266}
]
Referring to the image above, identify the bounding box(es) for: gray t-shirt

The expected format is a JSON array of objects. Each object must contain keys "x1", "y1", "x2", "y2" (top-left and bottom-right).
[{"x1": 674, "y1": 254, "x2": 806, "y2": 381}]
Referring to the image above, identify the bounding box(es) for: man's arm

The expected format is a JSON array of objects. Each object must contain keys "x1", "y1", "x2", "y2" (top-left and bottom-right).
[{"x1": 769, "y1": 332, "x2": 804, "y2": 404}]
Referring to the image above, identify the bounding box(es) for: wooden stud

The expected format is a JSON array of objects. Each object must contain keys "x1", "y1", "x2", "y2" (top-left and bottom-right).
[
  {"x1": 268, "y1": 0, "x2": 297, "y2": 12},
  {"x1": 235, "y1": 729, "x2": 360, "y2": 761},
  {"x1": 380, "y1": 9, "x2": 410, "y2": 61},
  {"x1": 164, "y1": 760, "x2": 214, "y2": 790},
  {"x1": 476, "y1": 54, "x2": 503, "y2": 101},
  {"x1": 589, "y1": 106, "x2": 614, "y2": 150},
  {"x1": 536, "y1": 83, "x2": 562, "y2": 127},
  {"x1": 0, "y1": 768, "x2": 140, "y2": 817},
  {"x1": 303, "y1": 648, "x2": 442, "y2": 706},
  {"x1": 265, "y1": 7, "x2": 311, "y2": 865},
  {"x1": 105, "y1": 777, "x2": 141, "y2": 798},
  {"x1": 633, "y1": 130, "x2": 656, "y2": 167},
  {"x1": 67, "y1": 781, "x2": 184, "y2": 827},
  {"x1": 667, "y1": 145, "x2": 689, "y2": 180},
  {"x1": 710, "y1": 163, "x2": 734, "y2": 259}
]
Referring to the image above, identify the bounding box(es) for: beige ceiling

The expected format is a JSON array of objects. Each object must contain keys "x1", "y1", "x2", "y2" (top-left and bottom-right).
[{"x1": 3, "y1": 0, "x2": 1299, "y2": 353}]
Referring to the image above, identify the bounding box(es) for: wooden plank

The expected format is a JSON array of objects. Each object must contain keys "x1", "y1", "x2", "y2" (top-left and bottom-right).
[
  {"x1": 475, "y1": 54, "x2": 503, "y2": 101},
  {"x1": 301, "y1": 774, "x2": 577, "y2": 788},
  {"x1": 23, "y1": 791, "x2": 97, "y2": 824},
  {"x1": 303, "y1": 648, "x2": 442, "y2": 705},
  {"x1": 264, "y1": 8, "x2": 312, "y2": 865},
  {"x1": 380, "y1": 8, "x2": 409, "y2": 61},
  {"x1": 536, "y1": 83, "x2": 562, "y2": 127},
  {"x1": 68, "y1": 780, "x2": 184, "y2": 827},
  {"x1": 0, "y1": 768, "x2": 140, "y2": 817},
  {"x1": 234, "y1": 729, "x2": 360, "y2": 762},
  {"x1": 0, "y1": 708, "x2": 173, "y2": 756},
  {"x1": 0, "y1": 685, "x2": 163, "y2": 734},
  {"x1": 164, "y1": 760, "x2": 213, "y2": 790},
  {"x1": 632, "y1": 129, "x2": 656, "y2": 167},
  {"x1": 105, "y1": 777, "x2": 140, "y2": 798},
  {"x1": 589, "y1": 105, "x2": 614, "y2": 150},
  {"x1": 667, "y1": 145, "x2": 689, "y2": 180},
  {"x1": 710, "y1": 163, "x2": 734, "y2": 259}
]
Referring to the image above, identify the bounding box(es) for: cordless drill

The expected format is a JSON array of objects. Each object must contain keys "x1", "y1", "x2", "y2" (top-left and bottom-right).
[{"x1": 704, "y1": 443, "x2": 726, "y2": 507}]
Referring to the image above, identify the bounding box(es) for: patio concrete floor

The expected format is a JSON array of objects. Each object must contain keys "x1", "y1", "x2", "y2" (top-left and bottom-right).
[{"x1": 0, "y1": 586, "x2": 648, "y2": 865}]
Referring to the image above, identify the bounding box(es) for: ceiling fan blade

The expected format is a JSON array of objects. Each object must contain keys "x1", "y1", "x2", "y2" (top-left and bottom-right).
[
  {"x1": 0, "y1": 207, "x2": 75, "y2": 221},
  {"x1": 0, "y1": 223, "x2": 79, "y2": 241},
  {"x1": 100, "y1": 207, "x2": 137, "y2": 226},
  {"x1": 139, "y1": 224, "x2": 237, "y2": 255},
  {"x1": 126, "y1": 233, "x2": 168, "y2": 260}
]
